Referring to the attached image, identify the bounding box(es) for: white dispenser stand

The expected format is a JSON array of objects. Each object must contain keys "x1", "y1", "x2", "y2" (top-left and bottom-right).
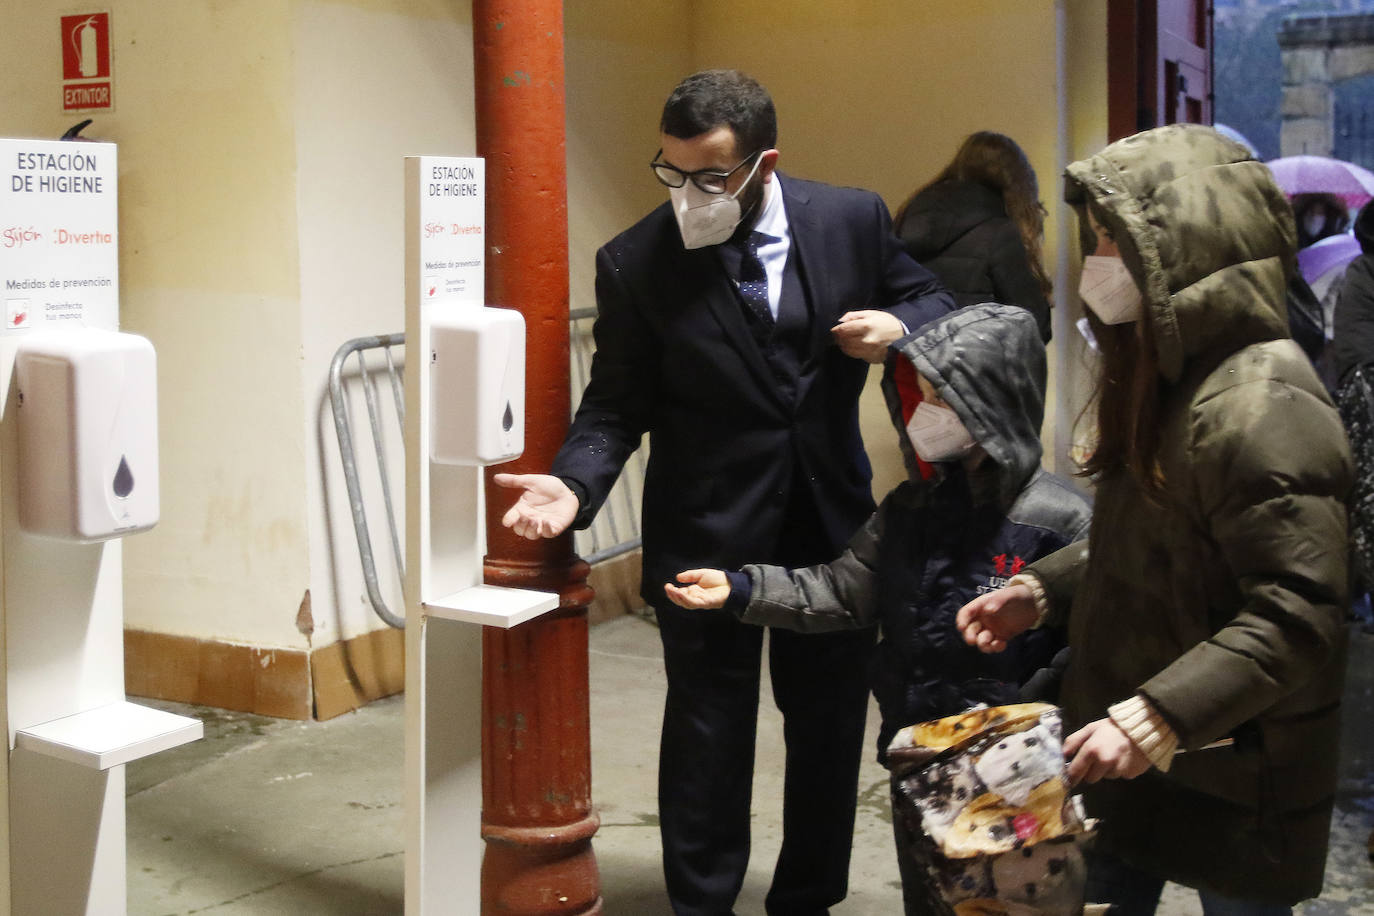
[
  {"x1": 403, "y1": 156, "x2": 557, "y2": 914},
  {"x1": 0, "y1": 138, "x2": 201, "y2": 915}
]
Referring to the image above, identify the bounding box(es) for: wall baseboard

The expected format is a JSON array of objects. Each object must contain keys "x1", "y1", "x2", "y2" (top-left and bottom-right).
[
  {"x1": 125, "y1": 628, "x2": 314, "y2": 719},
  {"x1": 309, "y1": 626, "x2": 405, "y2": 720},
  {"x1": 586, "y1": 548, "x2": 644, "y2": 625},
  {"x1": 124, "y1": 626, "x2": 404, "y2": 721},
  {"x1": 125, "y1": 550, "x2": 644, "y2": 721}
]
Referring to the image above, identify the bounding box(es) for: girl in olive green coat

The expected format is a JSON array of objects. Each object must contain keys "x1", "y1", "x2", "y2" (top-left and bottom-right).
[{"x1": 958, "y1": 124, "x2": 1352, "y2": 914}]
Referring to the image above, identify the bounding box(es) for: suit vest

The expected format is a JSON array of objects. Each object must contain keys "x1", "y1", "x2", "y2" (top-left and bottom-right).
[
  {"x1": 722, "y1": 243, "x2": 812, "y2": 403},
  {"x1": 726, "y1": 244, "x2": 831, "y2": 566}
]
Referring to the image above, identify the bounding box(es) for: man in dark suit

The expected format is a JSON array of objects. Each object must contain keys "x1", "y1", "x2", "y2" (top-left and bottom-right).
[{"x1": 495, "y1": 70, "x2": 953, "y2": 915}]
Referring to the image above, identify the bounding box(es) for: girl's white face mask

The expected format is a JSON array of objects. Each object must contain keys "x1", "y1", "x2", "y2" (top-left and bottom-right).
[
  {"x1": 905, "y1": 401, "x2": 976, "y2": 463},
  {"x1": 668, "y1": 155, "x2": 764, "y2": 249},
  {"x1": 1078, "y1": 255, "x2": 1143, "y2": 325}
]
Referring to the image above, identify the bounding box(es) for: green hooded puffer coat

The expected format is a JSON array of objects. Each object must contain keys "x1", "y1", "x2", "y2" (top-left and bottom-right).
[{"x1": 1031, "y1": 124, "x2": 1353, "y2": 903}]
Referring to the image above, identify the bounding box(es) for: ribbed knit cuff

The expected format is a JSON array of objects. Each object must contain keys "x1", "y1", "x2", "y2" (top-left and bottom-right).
[
  {"x1": 1006, "y1": 572, "x2": 1049, "y2": 628},
  {"x1": 1108, "y1": 694, "x2": 1179, "y2": 773}
]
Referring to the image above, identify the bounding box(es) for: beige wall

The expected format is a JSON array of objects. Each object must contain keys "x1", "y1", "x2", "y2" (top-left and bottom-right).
[
  {"x1": 690, "y1": 0, "x2": 1098, "y2": 493},
  {"x1": 0, "y1": 0, "x2": 479, "y2": 653},
  {"x1": 1, "y1": 2, "x2": 312, "y2": 648},
  {"x1": 0, "y1": 0, "x2": 695, "y2": 658},
  {"x1": 691, "y1": 1, "x2": 1062, "y2": 207},
  {"x1": 1, "y1": 1, "x2": 1110, "y2": 660},
  {"x1": 295, "y1": 0, "x2": 475, "y2": 645},
  {"x1": 122, "y1": 3, "x2": 309, "y2": 648},
  {"x1": 1058, "y1": 0, "x2": 1110, "y2": 476},
  {"x1": 565, "y1": 1, "x2": 693, "y2": 318}
]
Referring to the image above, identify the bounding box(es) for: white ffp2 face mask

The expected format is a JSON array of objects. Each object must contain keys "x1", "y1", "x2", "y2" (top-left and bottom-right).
[
  {"x1": 905, "y1": 401, "x2": 976, "y2": 462},
  {"x1": 1079, "y1": 255, "x2": 1143, "y2": 325},
  {"x1": 668, "y1": 155, "x2": 764, "y2": 249}
]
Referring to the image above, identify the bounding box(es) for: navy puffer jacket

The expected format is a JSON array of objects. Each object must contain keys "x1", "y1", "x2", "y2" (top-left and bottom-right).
[{"x1": 732, "y1": 305, "x2": 1090, "y2": 758}]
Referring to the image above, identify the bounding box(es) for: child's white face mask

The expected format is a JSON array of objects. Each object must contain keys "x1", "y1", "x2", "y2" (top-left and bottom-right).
[
  {"x1": 1078, "y1": 255, "x2": 1142, "y2": 325},
  {"x1": 906, "y1": 402, "x2": 975, "y2": 462}
]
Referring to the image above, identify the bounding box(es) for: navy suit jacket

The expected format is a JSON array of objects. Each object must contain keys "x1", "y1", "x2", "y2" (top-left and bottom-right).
[{"x1": 552, "y1": 174, "x2": 954, "y2": 603}]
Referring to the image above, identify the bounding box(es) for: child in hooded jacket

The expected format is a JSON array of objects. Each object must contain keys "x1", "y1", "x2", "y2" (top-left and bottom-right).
[{"x1": 666, "y1": 303, "x2": 1091, "y2": 914}]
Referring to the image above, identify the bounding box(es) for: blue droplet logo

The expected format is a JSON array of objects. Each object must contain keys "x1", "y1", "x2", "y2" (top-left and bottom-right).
[{"x1": 113, "y1": 456, "x2": 134, "y2": 498}]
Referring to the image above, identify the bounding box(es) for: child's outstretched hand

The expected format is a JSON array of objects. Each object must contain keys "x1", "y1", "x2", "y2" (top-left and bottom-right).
[
  {"x1": 955, "y1": 582, "x2": 1038, "y2": 653},
  {"x1": 665, "y1": 569, "x2": 731, "y2": 610}
]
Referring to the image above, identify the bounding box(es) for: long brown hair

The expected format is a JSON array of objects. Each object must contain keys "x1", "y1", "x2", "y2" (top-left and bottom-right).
[
  {"x1": 897, "y1": 131, "x2": 1053, "y2": 299},
  {"x1": 1078, "y1": 313, "x2": 1165, "y2": 493},
  {"x1": 1074, "y1": 199, "x2": 1165, "y2": 493}
]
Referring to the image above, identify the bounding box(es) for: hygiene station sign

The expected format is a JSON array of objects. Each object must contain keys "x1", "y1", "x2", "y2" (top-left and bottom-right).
[
  {"x1": 406, "y1": 156, "x2": 484, "y2": 306},
  {"x1": 1, "y1": 138, "x2": 118, "y2": 334}
]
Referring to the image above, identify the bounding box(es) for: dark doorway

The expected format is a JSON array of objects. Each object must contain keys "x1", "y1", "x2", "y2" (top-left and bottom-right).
[{"x1": 1109, "y1": 0, "x2": 1214, "y2": 140}]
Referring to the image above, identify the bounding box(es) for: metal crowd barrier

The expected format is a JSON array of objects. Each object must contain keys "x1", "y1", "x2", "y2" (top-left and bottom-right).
[
  {"x1": 329, "y1": 312, "x2": 645, "y2": 629},
  {"x1": 329, "y1": 333, "x2": 407, "y2": 629}
]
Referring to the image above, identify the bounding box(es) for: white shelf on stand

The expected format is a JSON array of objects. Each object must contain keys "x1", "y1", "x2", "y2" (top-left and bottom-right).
[
  {"x1": 422, "y1": 584, "x2": 559, "y2": 628},
  {"x1": 15, "y1": 700, "x2": 204, "y2": 770}
]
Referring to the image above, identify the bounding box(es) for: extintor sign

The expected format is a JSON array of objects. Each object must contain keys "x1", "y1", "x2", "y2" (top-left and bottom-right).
[{"x1": 60, "y1": 12, "x2": 113, "y2": 113}]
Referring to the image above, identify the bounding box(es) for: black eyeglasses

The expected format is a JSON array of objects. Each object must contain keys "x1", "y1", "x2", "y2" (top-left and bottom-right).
[{"x1": 649, "y1": 149, "x2": 763, "y2": 194}]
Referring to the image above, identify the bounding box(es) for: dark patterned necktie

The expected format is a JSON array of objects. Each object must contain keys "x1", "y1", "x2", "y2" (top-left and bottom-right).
[{"x1": 736, "y1": 231, "x2": 772, "y2": 327}]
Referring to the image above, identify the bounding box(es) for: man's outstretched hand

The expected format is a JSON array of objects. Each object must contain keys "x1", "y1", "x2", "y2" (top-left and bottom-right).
[{"x1": 492, "y1": 473, "x2": 578, "y2": 540}]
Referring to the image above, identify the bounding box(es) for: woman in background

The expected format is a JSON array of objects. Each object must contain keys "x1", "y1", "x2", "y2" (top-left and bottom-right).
[
  {"x1": 1292, "y1": 191, "x2": 1350, "y2": 250},
  {"x1": 894, "y1": 131, "x2": 1053, "y2": 340}
]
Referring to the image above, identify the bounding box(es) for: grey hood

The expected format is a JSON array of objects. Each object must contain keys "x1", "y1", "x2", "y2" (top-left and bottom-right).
[{"x1": 881, "y1": 304, "x2": 1046, "y2": 507}]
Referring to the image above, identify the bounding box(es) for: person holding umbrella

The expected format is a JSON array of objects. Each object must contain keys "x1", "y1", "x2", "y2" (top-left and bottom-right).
[
  {"x1": 1291, "y1": 192, "x2": 1350, "y2": 250},
  {"x1": 958, "y1": 125, "x2": 1352, "y2": 915},
  {"x1": 1269, "y1": 155, "x2": 1374, "y2": 353},
  {"x1": 1265, "y1": 154, "x2": 1374, "y2": 213}
]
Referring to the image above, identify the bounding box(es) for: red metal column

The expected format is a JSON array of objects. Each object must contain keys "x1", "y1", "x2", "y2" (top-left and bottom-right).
[{"x1": 474, "y1": 2, "x2": 602, "y2": 914}]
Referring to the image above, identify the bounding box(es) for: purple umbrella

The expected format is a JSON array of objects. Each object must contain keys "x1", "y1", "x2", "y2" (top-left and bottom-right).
[
  {"x1": 1266, "y1": 155, "x2": 1374, "y2": 209},
  {"x1": 1297, "y1": 232, "x2": 1361, "y2": 285}
]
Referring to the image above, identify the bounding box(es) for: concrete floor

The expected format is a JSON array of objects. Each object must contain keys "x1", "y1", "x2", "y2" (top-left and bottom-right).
[{"x1": 128, "y1": 615, "x2": 1374, "y2": 915}]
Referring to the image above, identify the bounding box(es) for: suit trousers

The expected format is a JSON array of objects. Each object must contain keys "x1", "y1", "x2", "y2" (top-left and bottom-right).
[{"x1": 654, "y1": 601, "x2": 876, "y2": 915}]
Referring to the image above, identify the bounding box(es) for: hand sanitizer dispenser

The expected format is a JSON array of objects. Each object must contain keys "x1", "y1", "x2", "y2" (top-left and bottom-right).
[
  {"x1": 15, "y1": 328, "x2": 160, "y2": 542},
  {"x1": 429, "y1": 306, "x2": 524, "y2": 466}
]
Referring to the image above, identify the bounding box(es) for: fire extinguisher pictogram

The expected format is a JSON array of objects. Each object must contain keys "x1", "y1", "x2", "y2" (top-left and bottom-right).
[
  {"x1": 74, "y1": 17, "x2": 99, "y2": 77},
  {"x1": 60, "y1": 12, "x2": 110, "y2": 81}
]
